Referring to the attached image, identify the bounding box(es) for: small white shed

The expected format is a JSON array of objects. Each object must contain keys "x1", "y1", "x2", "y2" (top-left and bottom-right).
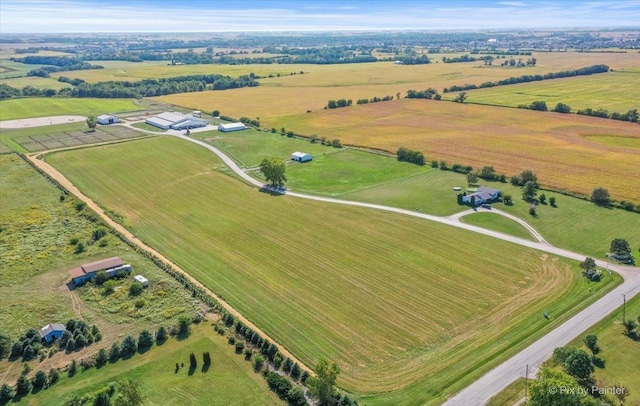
[
  {"x1": 133, "y1": 275, "x2": 149, "y2": 287},
  {"x1": 291, "y1": 152, "x2": 312, "y2": 162},
  {"x1": 97, "y1": 114, "x2": 119, "y2": 125}
]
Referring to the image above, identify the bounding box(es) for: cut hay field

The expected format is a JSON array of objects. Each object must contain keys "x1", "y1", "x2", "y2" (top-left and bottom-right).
[
  {"x1": 18, "y1": 324, "x2": 284, "y2": 406},
  {"x1": 271, "y1": 99, "x2": 640, "y2": 204},
  {"x1": 155, "y1": 51, "x2": 640, "y2": 120},
  {"x1": 0, "y1": 97, "x2": 142, "y2": 121},
  {"x1": 0, "y1": 76, "x2": 72, "y2": 90},
  {"x1": 46, "y1": 136, "x2": 620, "y2": 404},
  {"x1": 450, "y1": 69, "x2": 640, "y2": 113},
  {"x1": 343, "y1": 169, "x2": 640, "y2": 259}
]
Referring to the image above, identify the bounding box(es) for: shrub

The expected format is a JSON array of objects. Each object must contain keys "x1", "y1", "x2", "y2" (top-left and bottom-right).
[
  {"x1": 235, "y1": 340, "x2": 245, "y2": 354},
  {"x1": 32, "y1": 370, "x2": 48, "y2": 389},
  {"x1": 74, "y1": 242, "x2": 86, "y2": 254},
  {"x1": 129, "y1": 281, "x2": 144, "y2": 296},
  {"x1": 138, "y1": 330, "x2": 154, "y2": 348},
  {"x1": 156, "y1": 326, "x2": 168, "y2": 343},
  {"x1": 66, "y1": 338, "x2": 76, "y2": 352},
  {"x1": 92, "y1": 227, "x2": 107, "y2": 241},
  {"x1": 283, "y1": 357, "x2": 293, "y2": 373},
  {"x1": 109, "y1": 342, "x2": 120, "y2": 362},
  {"x1": 178, "y1": 315, "x2": 191, "y2": 334},
  {"x1": 300, "y1": 370, "x2": 310, "y2": 384},
  {"x1": 273, "y1": 352, "x2": 284, "y2": 369},
  {"x1": 67, "y1": 359, "x2": 77, "y2": 377},
  {"x1": 287, "y1": 386, "x2": 307, "y2": 406},
  {"x1": 102, "y1": 280, "x2": 117, "y2": 295},
  {"x1": 253, "y1": 354, "x2": 265, "y2": 372},
  {"x1": 291, "y1": 363, "x2": 302, "y2": 380},
  {"x1": 75, "y1": 202, "x2": 86, "y2": 211},
  {"x1": 244, "y1": 348, "x2": 252, "y2": 360},
  {"x1": 16, "y1": 374, "x2": 32, "y2": 395},
  {"x1": 96, "y1": 348, "x2": 108, "y2": 367},
  {"x1": 266, "y1": 371, "x2": 293, "y2": 399},
  {"x1": 69, "y1": 237, "x2": 79, "y2": 245},
  {"x1": 549, "y1": 196, "x2": 556, "y2": 207},
  {"x1": 48, "y1": 368, "x2": 60, "y2": 385},
  {"x1": 120, "y1": 335, "x2": 137, "y2": 356}
]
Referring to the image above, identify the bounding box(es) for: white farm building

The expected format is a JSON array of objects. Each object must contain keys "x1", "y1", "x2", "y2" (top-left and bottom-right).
[
  {"x1": 291, "y1": 152, "x2": 312, "y2": 162},
  {"x1": 217, "y1": 122, "x2": 246, "y2": 132},
  {"x1": 146, "y1": 112, "x2": 208, "y2": 130},
  {"x1": 97, "y1": 114, "x2": 119, "y2": 125},
  {"x1": 133, "y1": 275, "x2": 149, "y2": 287}
]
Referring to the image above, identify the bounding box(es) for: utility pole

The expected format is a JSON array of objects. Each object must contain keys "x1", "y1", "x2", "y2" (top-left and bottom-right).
[
  {"x1": 525, "y1": 364, "x2": 529, "y2": 401},
  {"x1": 623, "y1": 293, "x2": 626, "y2": 322}
]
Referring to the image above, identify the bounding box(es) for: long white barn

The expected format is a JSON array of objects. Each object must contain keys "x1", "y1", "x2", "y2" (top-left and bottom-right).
[{"x1": 146, "y1": 112, "x2": 208, "y2": 130}]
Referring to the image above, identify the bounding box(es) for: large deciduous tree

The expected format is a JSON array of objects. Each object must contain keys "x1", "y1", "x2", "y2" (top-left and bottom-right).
[
  {"x1": 308, "y1": 358, "x2": 340, "y2": 406},
  {"x1": 590, "y1": 187, "x2": 610, "y2": 205},
  {"x1": 86, "y1": 116, "x2": 97, "y2": 131},
  {"x1": 260, "y1": 157, "x2": 287, "y2": 188},
  {"x1": 610, "y1": 239, "x2": 631, "y2": 258},
  {"x1": 529, "y1": 367, "x2": 598, "y2": 406}
]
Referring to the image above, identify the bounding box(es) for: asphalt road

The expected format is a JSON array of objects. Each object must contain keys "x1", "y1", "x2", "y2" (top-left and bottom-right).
[{"x1": 173, "y1": 133, "x2": 640, "y2": 405}]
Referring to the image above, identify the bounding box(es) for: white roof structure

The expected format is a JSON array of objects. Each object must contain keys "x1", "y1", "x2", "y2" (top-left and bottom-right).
[
  {"x1": 39, "y1": 323, "x2": 66, "y2": 338},
  {"x1": 292, "y1": 152, "x2": 309, "y2": 159},
  {"x1": 134, "y1": 275, "x2": 149, "y2": 286},
  {"x1": 218, "y1": 122, "x2": 246, "y2": 132},
  {"x1": 146, "y1": 112, "x2": 208, "y2": 130}
]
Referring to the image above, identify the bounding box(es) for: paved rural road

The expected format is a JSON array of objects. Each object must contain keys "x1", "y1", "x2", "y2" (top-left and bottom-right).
[{"x1": 171, "y1": 133, "x2": 640, "y2": 405}]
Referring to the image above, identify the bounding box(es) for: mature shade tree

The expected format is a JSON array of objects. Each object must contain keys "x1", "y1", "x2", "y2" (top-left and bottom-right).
[
  {"x1": 610, "y1": 239, "x2": 632, "y2": 258},
  {"x1": 453, "y1": 91, "x2": 467, "y2": 103},
  {"x1": 260, "y1": 157, "x2": 287, "y2": 187},
  {"x1": 309, "y1": 358, "x2": 340, "y2": 406},
  {"x1": 564, "y1": 348, "x2": 594, "y2": 381},
  {"x1": 479, "y1": 165, "x2": 496, "y2": 180},
  {"x1": 502, "y1": 193, "x2": 513, "y2": 205},
  {"x1": 552, "y1": 103, "x2": 571, "y2": 113},
  {"x1": 590, "y1": 187, "x2": 611, "y2": 205},
  {"x1": 529, "y1": 367, "x2": 598, "y2": 406},
  {"x1": 583, "y1": 335, "x2": 600, "y2": 355},
  {"x1": 522, "y1": 180, "x2": 538, "y2": 201},
  {"x1": 86, "y1": 116, "x2": 97, "y2": 131},
  {"x1": 466, "y1": 172, "x2": 478, "y2": 185},
  {"x1": 212, "y1": 110, "x2": 220, "y2": 117},
  {"x1": 539, "y1": 193, "x2": 546, "y2": 204},
  {"x1": 529, "y1": 100, "x2": 548, "y2": 111},
  {"x1": 112, "y1": 379, "x2": 144, "y2": 406}
]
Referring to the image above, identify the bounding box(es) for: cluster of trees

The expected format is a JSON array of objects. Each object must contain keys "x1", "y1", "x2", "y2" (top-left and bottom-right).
[
  {"x1": 406, "y1": 88, "x2": 441, "y2": 100},
  {"x1": 356, "y1": 94, "x2": 396, "y2": 104},
  {"x1": 443, "y1": 64, "x2": 609, "y2": 92},
  {"x1": 397, "y1": 147, "x2": 425, "y2": 165},
  {"x1": 579, "y1": 257, "x2": 602, "y2": 281},
  {"x1": 326, "y1": 99, "x2": 352, "y2": 109},
  {"x1": 394, "y1": 55, "x2": 431, "y2": 65},
  {"x1": 308, "y1": 135, "x2": 342, "y2": 148},
  {"x1": 577, "y1": 107, "x2": 638, "y2": 123},
  {"x1": 265, "y1": 372, "x2": 308, "y2": 406},
  {"x1": 498, "y1": 57, "x2": 537, "y2": 67},
  {"x1": 260, "y1": 158, "x2": 287, "y2": 188},
  {"x1": 10, "y1": 56, "x2": 104, "y2": 77},
  {"x1": 442, "y1": 54, "x2": 478, "y2": 63},
  {"x1": 239, "y1": 116, "x2": 260, "y2": 127},
  {"x1": 0, "y1": 364, "x2": 61, "y2": 401},
  {"x1": 60, "y1": 379, "x2": 144, "y2": 406}
]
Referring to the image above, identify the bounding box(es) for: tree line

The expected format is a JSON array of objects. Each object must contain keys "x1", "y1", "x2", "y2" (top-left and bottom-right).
[
  {"x1": 518, "y1": 100, "x2": 639, "y2": 124},
  {"x1": 443, "y1": 64, "x2": 610, "y2": 92}
]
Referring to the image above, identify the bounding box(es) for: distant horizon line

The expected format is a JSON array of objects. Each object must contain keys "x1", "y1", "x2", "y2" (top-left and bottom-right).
[{"x1": 2, "y1": 26, "x2": 640, "y2": 36}]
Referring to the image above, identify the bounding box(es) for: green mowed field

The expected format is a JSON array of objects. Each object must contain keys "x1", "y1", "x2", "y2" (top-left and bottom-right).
[
  {"x1": 0, "y1": 60, "x2": 50, "y2": 79},
  {"x1": 195, "y1": 128, "x2": 336, "y2": 168},
  {"x1": 1, "y1": 76, "x2": 72, "y2": 90},
  {"x1": 19, "y1": 324, "x2": 284, "y2": 406},
  {"x1": 285, "y1": 149, "x2": 429, "y2": 195},
  {"x1": 569, "y1": 296, "x2": 640, "y2": 405},
  {"x1": 343, "y1": 170, "x2": 640, "y2": 259},
  {"x1": 46, "y1": 136, "x2": 620, "y2": 404},
  {"x1": 0, "y1": 153, "x2": 197, "y2": 384},
  {"x1": 0, "y1": 97, "x2": 142, "y2": 121},
  {"x1": 485, "y1": 378, "x2": 528, "y2": 406},
  {"x1": 449, "y1": 69, "x2": 640, "y2": 113},
  {"x1": 130, "y1": 122, "x2": 167, "y2": 132},
  {"x1": 460, "y1": 212, "x2": 534, "y2": 241}
]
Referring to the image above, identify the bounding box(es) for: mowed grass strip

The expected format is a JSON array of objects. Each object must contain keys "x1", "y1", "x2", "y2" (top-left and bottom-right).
[
  {"x1": 47, "y1": 136, "x2": 617, "y2": 403},
  {"x1": 271, "y1": 99, "x2": 640, "y2": 203},
  {"x1": 20, "y1": 324, "x2": 284, "y2": 406},
  {"x1": 460, "y1": 212, "x2": 534, "y2": 241},
  {"x1": 451, "y1": 69, "x2": 640, "y2": 113},
  {"x1": 0, "y1": 97, "x2": 142, "y2": 120}
]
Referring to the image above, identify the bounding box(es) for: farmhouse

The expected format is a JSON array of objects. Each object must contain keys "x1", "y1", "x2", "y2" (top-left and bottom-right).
[
  {"x1": 97, "y1": 114, "x2": 119, "y2": 125},
  {"x1": 39, "y1": 323, "x2": 66, "y2": 343},
  {"x1": 69, "y1": 256, "x2": 132, "y2": 285},
  {"x1": 462, "y1": 186, "x2": 501, "y2": 206},
  {"x1": 134, "y1": 274, "x2": 149, "y2": 287},
  {"x1": 146, "y1": 112, "x2": 208, "y2": 130},
  {"x1": 291, "y1": 152, "x2": 312, "y2": 162},
  {"x1": 217, "y1": 122, "x2": 246, "y2": 132}
]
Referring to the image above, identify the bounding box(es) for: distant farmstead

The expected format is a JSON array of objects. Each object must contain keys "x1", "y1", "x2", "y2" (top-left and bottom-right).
[
  {"x1": 291, "y1": 152, "x2": 312, "y2": 162},
  {"x1": 146, "y1": 112, "x2": 208, "y2": 130},
  {"x1": 39, "y1": 323, "x2": 66, "y2": 343},
  {"x1": 217, "y1": 122, "x2": 246, "y2": 132},
  {"x1": 97, "y1": 114, "x2": 119, "y2": 125},
  {"x1": 462, "y1": 186, "x2": 501, "y2": 206},
  {"x1": 69, "y1": 256, "x2": 132, "y2": 285}
]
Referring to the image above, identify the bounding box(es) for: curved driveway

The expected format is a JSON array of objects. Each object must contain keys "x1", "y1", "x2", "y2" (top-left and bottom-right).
[{"x1": 171, "y1": 132, "x2": 640, "y2": 405}]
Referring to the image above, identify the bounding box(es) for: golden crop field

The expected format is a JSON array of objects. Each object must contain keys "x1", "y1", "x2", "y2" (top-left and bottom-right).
[
  {"x1": 270, "y1": 100, "x2": 640, "y2": 203},
  {"x1": 156, "y1": 51, "x2": 640, "y2": 119},
  {"x1": 46, "y1": 136, "x2": 617, "y2": 404}
]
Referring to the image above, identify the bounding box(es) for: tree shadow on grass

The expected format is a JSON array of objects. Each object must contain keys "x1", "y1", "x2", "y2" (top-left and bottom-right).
[
  {"x1": 188, "y1": 364, "x2": 197, "y2": 376},
  {"x1": 201, "y1": 363, "x2": 210, "y2": 373},
  {"x1": 137, "y1": 345, "x2": 152, "y2": 355},
  {"x1": 259, "y1": 186, "x2": 285, "y2": 196},
  {"x1": 592, "y1": 356, "x2": 606, "y2": 369}
]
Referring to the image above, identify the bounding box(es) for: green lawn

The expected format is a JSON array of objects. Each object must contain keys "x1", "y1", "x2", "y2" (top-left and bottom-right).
[
  {"x1": 0, "y1": 97, "x2": 142, "y2": 121},
  {"x1": 195, "y1": 128, "x2": 336, "y2": 168},
  {"x1": 17, "y1": 324, "x2": 284, "y2": 406},
  {"x1": 568, "y1": 295, "x2": 640, "y2": 405},
  {"x1": 485, "y1": 378, "x2": 528, "y2": 406},
  {"x1": 286, "y1": 149, "x2": 430, "y2": 195},
  {"x1": 342, "y1": 170, "x2": 640, "y2": 258},
  {"x1": 444, "y1": 69, "x2": 640, "y2": 113},
  {"x1": 0, "y1": 153, "x2": 198, "y2": 384},
  {"x1": 46, "y1": 136, "x2": 621, "y2": 404},
  {"x1": 460, "y1": 212, "x2": 534, "y2": 241}
]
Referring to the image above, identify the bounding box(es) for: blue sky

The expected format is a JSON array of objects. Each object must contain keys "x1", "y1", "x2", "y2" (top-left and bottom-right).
[{"x1": 1, "y1": 1, "x2": 639, "y2": 33}]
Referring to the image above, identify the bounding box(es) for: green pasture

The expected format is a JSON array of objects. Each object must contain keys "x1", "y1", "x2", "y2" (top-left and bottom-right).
[
  {"x1": 46, "y1": 136, "x2": 620, "y2": 404},
  {"x1": 448, "y1": 69, "x2": 640, "y2": 113},
  {"x1": 195, "y1": 128, "x2": 335, "y2": 168},
  {"x1": 0, "y1": 60, "x2": 50, "y2": 79},
  {"x1": 485, "y1": 378, "x2": 528, "y2": 406},
  {"x1": 131, "y1": 122, "x2": 167, "y2": 132},
  {"x1": 460, "y1": 212, "x2": 534, "y2": 241},
  {"x1": 0, "y1": 97, "x2": 142, "y2": 121},
  {"x1": 285, "y1": 149, "x2": 430, "y2": 195},
  {"x1": 1, "y1": 76, "x2": 72, "y2": 90},
  {"x1": 568, "y1": 295, "x2": 640, "y2": 405},
  {"x1": 17, "y1": 324, "x2": 283, "y2": 406}
]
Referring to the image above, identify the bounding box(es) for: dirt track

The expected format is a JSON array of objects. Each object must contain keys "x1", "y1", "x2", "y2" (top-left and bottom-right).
[{"x1": 26, "y1": 152, "x2": 312, "y2": 374}]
